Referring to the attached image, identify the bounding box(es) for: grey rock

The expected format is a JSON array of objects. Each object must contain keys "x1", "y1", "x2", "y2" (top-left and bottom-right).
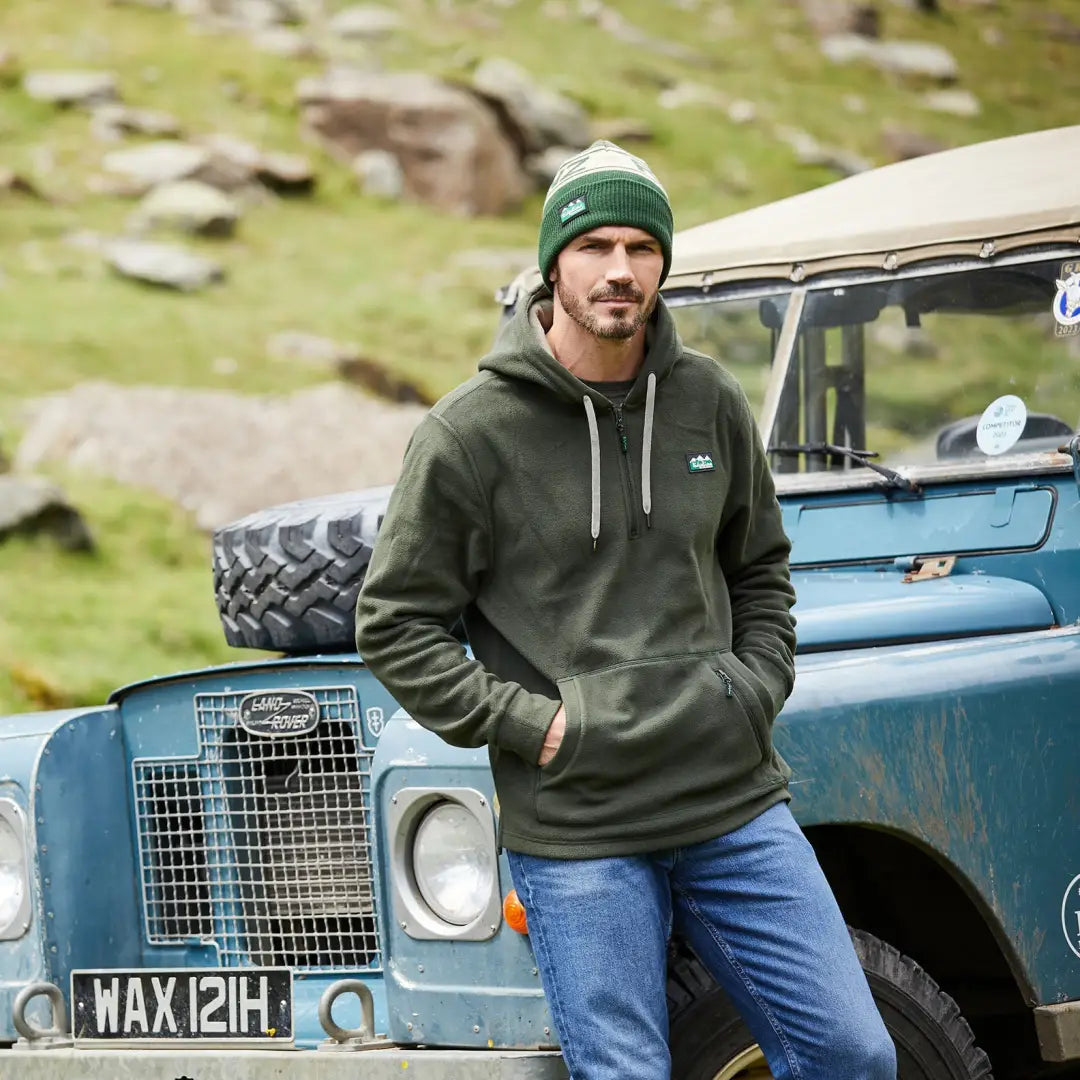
[
  {"x1": 819, "y1": 32, "x2": 876, "y2": 63},
  {"x1": 872, "y1": 39, "x2": 959, "y2": 81},
  {"x1": 726, "y1": 99, "x2": 757, "y2": 125},
  {"x1": 825, "y1": 35, "x2": 959, "y2": 81},
  {"x1": 581, "y1": 1, "x2": 703, "y2": 63},
  {"x1": 658, "y1": 81, "x2": 729, "y2": 111},
  {"x1": 873, "y1": 321, "x2": 938, "y2": 357},
  {"x1": 353, "y1": 149, "x2": 404, "y2": 199},
  {"x1": 590, "y1": 117, "x2": 654, "y2": 143},
  {"x1": 256, "y1": 150, "x2": 315, "y2": 193},
  {"x1": 89, "y1": 103, "x2": 183, "y2": 142},
  {"x1": 777, "y1": 126, "x2": 871, "y2": 176},
  {"x1": 105, "y1": 238, "x2": 225, "y2": 290},
  {"x1": 881, "y1": 125, "x2": 947, "y2": 161},
  {"x1": 296, "y1": 64, "x2": 378, "y2": 104},
  {"x1": 102, "y1": 140, "x2": 211, "y2": 190},
  {"x1": 197, "y1": 133, "x2": 316, "y2": 193},
  {"x1": 302, "y1": 71, "x2": 529, "y2": 215},
  {"x1": 267, "y1": 330, "x2": 360, "y2": 365},
  {"x1": 328, "y1": 3, "x2": 402, "y2": 38},
  {"x1": 23, "y1": 70, "x2": 119, "y2": 108},
  {"x1": 800, "y1": 0, "x2": 880, "y2": 38},
  {"x1": 15, "y1": 381, "x2": 425, "y2": 530},
  {"x1": 250, "y1": 26, "x2": 322, "y2": 57},
  {"x1": 472, "y1": 57, "x2": 590, "y2": 154},
  {"x1": 526, "y1": 145, "x2": 575, "y2": 186},
  {"x1": 0, "y1": 167, "x2": 45, "y2": 199},
  {"x1": 0, "y1": 475, "x2": 93, "y2": 550},
  {"x1": 920, "y1": 88, "x2": 980, "y2": 117},
  {"x1": 131, "y1": 180, "x2": 241, "y2": 237},
  {"x1": 1042, "y1": 11, "x2": 1080, "y2": 44}
]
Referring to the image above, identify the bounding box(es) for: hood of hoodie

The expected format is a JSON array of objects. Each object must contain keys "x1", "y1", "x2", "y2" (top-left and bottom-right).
[{"x1": 479, "y1": 284, "x2": 683, "y2": 409}]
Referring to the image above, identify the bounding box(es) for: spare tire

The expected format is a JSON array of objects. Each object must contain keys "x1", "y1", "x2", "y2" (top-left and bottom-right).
[{"x1": 212, "y1": 486, "x2": 393, "y2": 652}]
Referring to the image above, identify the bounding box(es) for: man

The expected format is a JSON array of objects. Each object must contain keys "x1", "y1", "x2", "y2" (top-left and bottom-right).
[{"x1": 356, "y1": 141, "x2": 895, "y2": 1080}]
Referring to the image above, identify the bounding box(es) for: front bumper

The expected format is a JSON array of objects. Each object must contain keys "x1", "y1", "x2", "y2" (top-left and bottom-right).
[{"x1": 0, "y1": 1047, "x2": 569, "y2": 1080}]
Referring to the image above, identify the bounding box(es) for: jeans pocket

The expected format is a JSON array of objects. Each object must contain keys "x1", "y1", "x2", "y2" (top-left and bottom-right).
[{"x1": 535, "y1": 652, "x2": 766, "y2": 828}]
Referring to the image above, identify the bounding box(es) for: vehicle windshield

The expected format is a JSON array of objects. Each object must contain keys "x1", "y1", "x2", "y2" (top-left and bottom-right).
[{"x1": 669, "y1": 253, "x2": 1080, "y2": 476}]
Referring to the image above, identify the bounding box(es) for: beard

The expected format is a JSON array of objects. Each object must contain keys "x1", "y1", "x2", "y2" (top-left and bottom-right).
[{"x1": 555, "y1": 278, "x2": 657, "y2": 340}]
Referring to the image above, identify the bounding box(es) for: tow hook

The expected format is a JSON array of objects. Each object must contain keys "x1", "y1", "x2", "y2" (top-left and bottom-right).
[
  {"x1": 317, "y1": 979, "x2": 394, "y2": 1052},
  {"x1": 12, "y1": 981, "x2": 73, "y2": 1049}
]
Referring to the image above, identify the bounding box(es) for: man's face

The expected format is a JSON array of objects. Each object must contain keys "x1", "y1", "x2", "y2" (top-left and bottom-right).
[{"x1": 551, "y1": 226, "x2": 664, "y2": 341}]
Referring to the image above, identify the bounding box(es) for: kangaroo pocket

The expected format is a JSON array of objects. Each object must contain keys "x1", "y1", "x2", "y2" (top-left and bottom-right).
[{"x1": 535, "y1": 651, "x2": 770, "y2": 829}]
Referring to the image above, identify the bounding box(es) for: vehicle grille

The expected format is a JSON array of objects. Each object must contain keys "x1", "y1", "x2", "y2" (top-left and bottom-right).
[{"x1": 133, "y1": 686, "x2": 380, "y2": 970}]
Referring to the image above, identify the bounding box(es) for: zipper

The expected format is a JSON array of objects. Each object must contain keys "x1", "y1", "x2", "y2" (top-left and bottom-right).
[
  {"x1": 715, "y1": 669, "x2": 734, "y2": 697},
  {"x1": 716, "y1": 666, "x2": 768, "y2": 756},
  {"x1": 612, "y1": 405, "x2": 640, "y2": 539}
]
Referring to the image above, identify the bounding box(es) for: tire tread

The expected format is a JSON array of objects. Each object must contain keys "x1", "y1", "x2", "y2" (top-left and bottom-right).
[{"x1": 211, "y1": 487, "x2": 393, "y2": 652}]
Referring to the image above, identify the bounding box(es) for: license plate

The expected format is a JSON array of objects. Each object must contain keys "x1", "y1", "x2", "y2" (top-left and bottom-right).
[{"x1": 70, "y1": 968, "x2": 293, "y2": 1045}]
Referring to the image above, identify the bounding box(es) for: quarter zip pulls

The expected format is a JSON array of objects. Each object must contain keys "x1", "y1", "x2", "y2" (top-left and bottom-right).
[{"x1": 580, "y1": 371, "x2": 657, "y2": 551}]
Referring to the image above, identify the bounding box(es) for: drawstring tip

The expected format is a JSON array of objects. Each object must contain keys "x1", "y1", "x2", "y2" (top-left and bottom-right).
[
  {"x1": 645, "y1": 513, "x2": 651, "y2": 529},
  {"x1": 592, "y1": 537, "x2": 598, "y2": 552}
]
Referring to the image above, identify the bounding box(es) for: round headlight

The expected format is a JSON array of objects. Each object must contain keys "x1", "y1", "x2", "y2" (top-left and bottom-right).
[
  {"x1": 0, "y1": 814, "x2": 26, "y2": 932},
  {"x1": 411, "y1": 802, "x2": 494, "y2": 926}
]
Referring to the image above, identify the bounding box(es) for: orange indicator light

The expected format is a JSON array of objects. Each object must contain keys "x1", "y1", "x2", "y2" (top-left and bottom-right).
[{"x1": 503, "y1": 889, "x2": 528, "y2": 934}]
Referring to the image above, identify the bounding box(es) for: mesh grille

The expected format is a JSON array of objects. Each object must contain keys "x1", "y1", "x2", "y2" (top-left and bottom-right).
[{"x1": 133, "y1": 686, "x2": 380, "y2": 971}]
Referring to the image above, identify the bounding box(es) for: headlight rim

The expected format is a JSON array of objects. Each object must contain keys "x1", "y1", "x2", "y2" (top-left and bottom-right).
[{"x1": 387, "y1": 786, "x2": 501, "y2": 942}]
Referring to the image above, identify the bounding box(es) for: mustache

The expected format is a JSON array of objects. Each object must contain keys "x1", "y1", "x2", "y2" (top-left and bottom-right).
[{"x1": 588, "y1": 285, "x2": 644, "y2": 303}]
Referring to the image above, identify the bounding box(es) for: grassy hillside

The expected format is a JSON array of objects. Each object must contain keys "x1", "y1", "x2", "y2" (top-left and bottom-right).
[{"x1": 1, "y1": 0, "x2": 1078, "y2": 712}]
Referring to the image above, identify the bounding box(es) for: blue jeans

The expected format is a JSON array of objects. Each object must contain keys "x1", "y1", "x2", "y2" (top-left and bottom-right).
[{"x1": 507, "y1": 804, "x2": 896, "y2": 1080}]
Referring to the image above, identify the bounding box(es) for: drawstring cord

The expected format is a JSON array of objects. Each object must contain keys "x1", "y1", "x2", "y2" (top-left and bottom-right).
[
  {"x1": 583, "y1": 374, "x2": 658, "y2": 551},
  {"x1": 642, "y1": 373, "x2": 656, "y2": 529},
  {"x1": 583, "y1": 395, "x2": 601, "y2": 552}
]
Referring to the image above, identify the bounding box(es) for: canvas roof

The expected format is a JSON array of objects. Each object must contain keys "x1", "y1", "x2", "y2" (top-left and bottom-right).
[{"x1": 665, "y1": 125, "x2": 1080, "y2": 287}]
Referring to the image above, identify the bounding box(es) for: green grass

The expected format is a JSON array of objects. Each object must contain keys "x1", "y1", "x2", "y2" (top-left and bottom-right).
[
  {"x1": 0, "y1": 469, "x2": 263, "y2": 713},
  {"x1": 1, "y1": 0, "x2": 1078, "y2": 711}
]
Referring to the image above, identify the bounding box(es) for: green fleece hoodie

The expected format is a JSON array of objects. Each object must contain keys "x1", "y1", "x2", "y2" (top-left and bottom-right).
[{"x1": 355, "y1": 287, "x2": 797, "y2": 857}]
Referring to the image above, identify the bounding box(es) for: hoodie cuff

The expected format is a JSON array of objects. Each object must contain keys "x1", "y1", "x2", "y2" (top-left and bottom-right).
[{"x1": 495, "y1": 690, "x2": 563, "y2": 764}]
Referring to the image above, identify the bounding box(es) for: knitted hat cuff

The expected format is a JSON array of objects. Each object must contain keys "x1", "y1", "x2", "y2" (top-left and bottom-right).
[{"x1": 538, "y1": 171, "x2": 674, "y2": 286}]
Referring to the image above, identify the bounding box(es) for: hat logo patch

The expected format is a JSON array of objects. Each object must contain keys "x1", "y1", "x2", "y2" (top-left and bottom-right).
[
  {"x1": 687, "y1": 452, "x2": 714, "y2": 473},
  {"x1": 560, "y1": 195, "x2": 588, "y2": 224}
]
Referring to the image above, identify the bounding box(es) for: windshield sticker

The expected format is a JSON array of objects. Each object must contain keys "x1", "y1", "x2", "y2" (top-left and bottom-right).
[
  {"x1": 1062, "y1": 875, "x2": 1080, "y2": 959},
  {"x1": 976, "y1": 395, "x2": 1027, "y2": 456},
  {"x1": 1053, "y1": 261, "x2": 1080, "y2": 338}
]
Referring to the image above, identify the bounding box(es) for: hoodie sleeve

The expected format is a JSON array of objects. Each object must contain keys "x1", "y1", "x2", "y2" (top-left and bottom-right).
[
  {"x1": 355, "y1": 413, "x2": 560, "y2": 762},
  {"x1": 716, "y1": 390, "x2": 797, "y2": 720}
]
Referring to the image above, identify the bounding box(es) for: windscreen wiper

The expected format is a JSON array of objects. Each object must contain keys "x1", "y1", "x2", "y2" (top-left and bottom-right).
[{"x1": 768, "y1": 443, "x2": 920, "y2": 493}]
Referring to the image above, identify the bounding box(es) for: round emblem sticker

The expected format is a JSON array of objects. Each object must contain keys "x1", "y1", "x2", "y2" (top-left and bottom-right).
[
  {"x1": 976, "y1": 395, "x2": 1027, "y2": 456},
  {"x1": 1054, "y1": 271, "x2": 1080, "y2": 328}
]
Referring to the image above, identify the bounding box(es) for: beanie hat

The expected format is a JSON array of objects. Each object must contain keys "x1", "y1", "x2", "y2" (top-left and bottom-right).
[{"x1": 538, "y1": 140, "x2": 674, "y2": 287}]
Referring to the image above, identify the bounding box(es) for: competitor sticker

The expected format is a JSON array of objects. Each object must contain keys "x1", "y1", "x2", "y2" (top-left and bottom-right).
[
  {"x1": 687, "y1": 452, "x2": 715, "y2": 473},
  {"x1": 1053, "y1": 262, "x2": 1080, "y2": 338},
  {"x1": 976, "y1": 395, "x2": 1027, "y2": 456},
  {"x1": 560, "y1": 196, "x2": 588, "y2": 224},
  {"x1": 1062, "y1": 875, "x2": 1080, "y2": 959}
]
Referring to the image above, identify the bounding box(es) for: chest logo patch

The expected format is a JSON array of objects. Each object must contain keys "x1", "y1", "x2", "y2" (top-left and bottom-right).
[{"x1": 687, "y1": 452, "x2": 715, "y2": 473}]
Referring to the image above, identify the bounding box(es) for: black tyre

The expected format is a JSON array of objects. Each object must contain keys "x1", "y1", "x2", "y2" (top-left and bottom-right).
[
  {"x1": 212, "y1": 486, "x2": 393, "y2": 652},
  {"x1": 668, "y1": 929, "x2": 993, "y2": 1080}
]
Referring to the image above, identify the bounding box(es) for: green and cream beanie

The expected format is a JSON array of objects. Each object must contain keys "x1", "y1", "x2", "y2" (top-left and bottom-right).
[{"x1": 538, "y1": 140, "x2": 674, "y2": 287}]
